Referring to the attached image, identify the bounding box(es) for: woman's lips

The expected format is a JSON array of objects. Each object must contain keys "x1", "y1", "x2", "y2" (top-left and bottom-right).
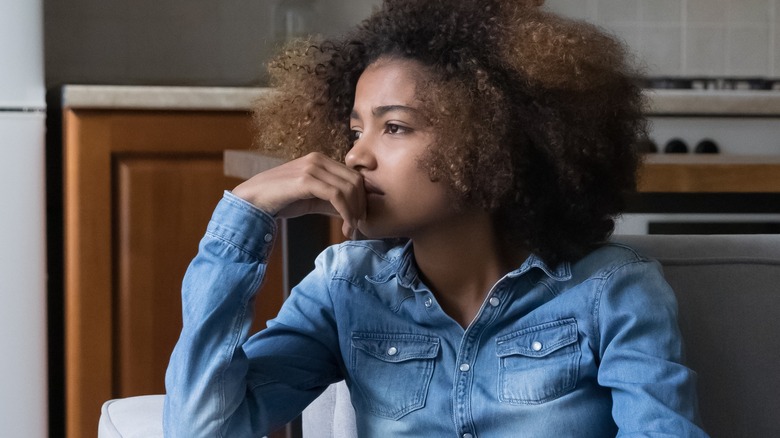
[{"x1": 362, "y1": 178, "x2": 384, "y2": 196}]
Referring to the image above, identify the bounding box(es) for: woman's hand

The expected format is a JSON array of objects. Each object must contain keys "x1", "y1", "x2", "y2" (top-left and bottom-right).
[{"x1": 232, "y1": 152, "x2": 365, "y2": 238}]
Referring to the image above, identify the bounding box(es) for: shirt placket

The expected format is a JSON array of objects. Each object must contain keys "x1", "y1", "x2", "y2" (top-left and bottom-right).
[{"x1": 452, "y1": 281, "x2": 508, "y2": 438}]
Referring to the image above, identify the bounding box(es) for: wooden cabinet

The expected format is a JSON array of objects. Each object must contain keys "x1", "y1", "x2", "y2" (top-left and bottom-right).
[{"x1": 60, "y1": 109, "x2": 288, "y2": 438}]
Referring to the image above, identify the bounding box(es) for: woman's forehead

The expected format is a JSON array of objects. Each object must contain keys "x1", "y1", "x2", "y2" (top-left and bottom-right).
[
  {"x1": 362, "y1": 57, "x2": 430, "y2": 83},
  {"x1": 354, "y1": 58, "x2": 428, "y2": 107}
]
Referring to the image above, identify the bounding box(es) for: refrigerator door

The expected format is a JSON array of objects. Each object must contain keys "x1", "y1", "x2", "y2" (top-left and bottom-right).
[
  {"x1": 0, "y1": 0, "x2": 45, "y2": 108},
  {"x1": 0, "y1": 113, "x2": 48, "y2": 438}
]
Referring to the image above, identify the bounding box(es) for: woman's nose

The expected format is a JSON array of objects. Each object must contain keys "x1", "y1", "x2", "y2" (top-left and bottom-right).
[{"x1": 345, "y1": 135, "x2": 377, "y2": 170}]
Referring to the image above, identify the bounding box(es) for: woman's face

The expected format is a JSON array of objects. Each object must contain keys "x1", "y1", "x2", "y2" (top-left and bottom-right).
[{"x1": 346, "y1": 57, "x2": 464, "y2": 240}]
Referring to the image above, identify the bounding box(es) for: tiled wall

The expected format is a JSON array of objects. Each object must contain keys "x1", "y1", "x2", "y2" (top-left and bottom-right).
[
  {"x1": 545, "y1": 0, "x2": 780, "y2": 77},
  {"x1": 44, "y1": 0, "x2": 777, "y2": 87},
  {"x1": 43, "y1": 0, "x2": 382, "y2": 87}
]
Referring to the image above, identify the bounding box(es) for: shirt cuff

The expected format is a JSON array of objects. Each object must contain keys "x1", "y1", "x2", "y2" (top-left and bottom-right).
[{"x1": 204, "y1": 190, "x2": 278, "y2": 261}]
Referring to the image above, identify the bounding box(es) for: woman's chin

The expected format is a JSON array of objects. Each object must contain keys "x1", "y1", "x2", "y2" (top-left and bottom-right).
[{"x1": 355, "y1": 221, "x2": 389, "y2": 240}]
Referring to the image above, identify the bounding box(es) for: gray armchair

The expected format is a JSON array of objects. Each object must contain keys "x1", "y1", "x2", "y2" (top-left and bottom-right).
[{"x1": 98, "y1": 234, "x2": 780, "y2": 437}]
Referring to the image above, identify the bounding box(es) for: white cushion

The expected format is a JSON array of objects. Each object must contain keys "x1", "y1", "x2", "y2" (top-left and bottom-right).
[
  {"x1": 98, "y1": 395, "x2": 164, "y2": 438},
  {"x1": 303, "y1": 382, "x2": 357, "y2": 438}
]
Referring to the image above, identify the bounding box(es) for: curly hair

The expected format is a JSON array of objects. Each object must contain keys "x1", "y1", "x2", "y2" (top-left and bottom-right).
[{"x1": 253, "y1": 0, "x2": 647, "y2": 265}]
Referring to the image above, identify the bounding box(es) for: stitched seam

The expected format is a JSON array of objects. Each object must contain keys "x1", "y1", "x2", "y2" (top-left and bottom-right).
[{"x1": 216, "y1": 266, "x2": 265, "y2": 437}]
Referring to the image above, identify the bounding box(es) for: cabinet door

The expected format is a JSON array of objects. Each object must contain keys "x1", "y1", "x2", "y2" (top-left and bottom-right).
[
  {"x1": 114, "y1": 155, "x2": 286, "y2": 395},
  {"x1": 62, "y1": 110, "x2": 286, "y2": 438}
]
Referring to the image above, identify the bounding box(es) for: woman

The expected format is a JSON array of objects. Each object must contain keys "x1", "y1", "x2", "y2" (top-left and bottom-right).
[{"x1": 164, "y1": 0, "x2": 708, "y2": 436}]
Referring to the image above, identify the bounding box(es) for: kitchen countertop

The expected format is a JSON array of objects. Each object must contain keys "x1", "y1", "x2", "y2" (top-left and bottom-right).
[
  {"x1": 60, "y1": 85, "x2": 274, "y2": 111},
  {"x1": 645, "y1": 89, "x2": 780, "y2": 116},
  {"x1": 60, "y1": 85, "x2": 780, "y2": 116}
]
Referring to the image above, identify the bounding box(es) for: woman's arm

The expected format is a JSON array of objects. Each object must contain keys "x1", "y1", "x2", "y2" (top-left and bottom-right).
[
  {"x1": 596, "y1": 258, "x2": 709, "y2": 437},
  {"x1": 163, "y1": 192, "x2": 346, "y2": 436},
  {"x1": 164, "y1": 153, "x2": 366, "y2": 436},
  {"x1": 164, "y1": 192, "x2": 317, "y2": 436}
]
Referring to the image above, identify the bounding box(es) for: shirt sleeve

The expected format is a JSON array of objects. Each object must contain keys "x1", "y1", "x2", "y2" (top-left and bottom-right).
[
  {"x1": 595, "y1": 258, "x2": 710, "y2": 437},
  {"x1": 163, "y1": 191, "x2": 341, "y2": 437}
]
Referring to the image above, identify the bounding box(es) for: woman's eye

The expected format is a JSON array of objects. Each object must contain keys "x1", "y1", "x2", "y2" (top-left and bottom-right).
[
  {"x1": 385, "y1": 123, "x2": 409, "y2": 135},
  {"x1": 350, "y1": 129, "x2": 362, "y2": 142}
]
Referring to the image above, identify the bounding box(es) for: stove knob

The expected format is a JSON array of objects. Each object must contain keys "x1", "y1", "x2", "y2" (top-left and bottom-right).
[
  {"x1": 694, "y1": 139, "x2": 719, "y2": 154},
  {"x1": 664, "y1": 138, "x2": 688, "y2": 153}
]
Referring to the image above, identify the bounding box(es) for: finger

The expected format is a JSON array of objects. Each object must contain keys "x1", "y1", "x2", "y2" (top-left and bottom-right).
[
  {"x1": 286, "y1": 154, "x2": 365, "y2": 221},
  {"x1": 305, "y1": 164, "x2": 366, "y2": 221},
  {"x1": 300, "y1": 175, "x2": 363, "y2": 230},
  {"x1": 272, "y1": 165, "x2": 362, "y2": 229}
]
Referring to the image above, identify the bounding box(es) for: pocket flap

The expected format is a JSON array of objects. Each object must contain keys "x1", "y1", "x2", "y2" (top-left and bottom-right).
[
  {"x1": 352, "y1": 333, "x2": 440, "y2": 363},
  {"x1": 496, "y1": 319, "x2": 578, "y2": 358}
]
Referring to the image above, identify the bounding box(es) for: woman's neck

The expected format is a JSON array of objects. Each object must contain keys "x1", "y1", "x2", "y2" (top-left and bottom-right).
[{"x1": 410, "y1": 211, "x2": 528, "y2": 328}]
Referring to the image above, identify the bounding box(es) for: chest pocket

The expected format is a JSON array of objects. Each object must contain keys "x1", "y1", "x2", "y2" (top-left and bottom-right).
[
  {"x1": 496, "y1": 318, "x2": 581, "y2": 404},
  {"x1": 350, "y1": 333, "x2": 439, "y2": 420}
]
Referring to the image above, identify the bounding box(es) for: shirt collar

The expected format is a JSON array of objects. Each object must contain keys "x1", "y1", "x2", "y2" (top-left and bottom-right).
[
  {"x1": 389, "y1": 240, "x2": 572, "y2": 288},
  {"x1": 396, "y1": 240, "x2": 419, "y2": 288},
  {"x1": 511, "y1": 253, "x2": 572, "y2": 281}
]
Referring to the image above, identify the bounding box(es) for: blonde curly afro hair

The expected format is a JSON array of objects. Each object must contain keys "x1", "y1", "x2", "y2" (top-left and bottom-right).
[{"x1": 253, "y1": 0, "x2": 647, "y2": 265}]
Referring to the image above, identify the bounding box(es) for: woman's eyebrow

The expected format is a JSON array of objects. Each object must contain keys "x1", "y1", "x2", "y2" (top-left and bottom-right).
[
  {"x1": 350, "y1": 105, "x2": 420, "y2": 121},
  {"x1": 372, "y1": 105, "x2": 418, "y2": 117},
  {"x1": 349, "y1": 105, "x2": 422, "y2": 126}
]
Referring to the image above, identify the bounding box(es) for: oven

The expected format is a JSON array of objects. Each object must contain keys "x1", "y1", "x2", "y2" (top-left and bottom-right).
[
  {"x1": 616, "y1": 80, "x2": 780, "y2": 235},
  {"x1": 616, "y1": 194, "x2": 780, "y2": 235}
]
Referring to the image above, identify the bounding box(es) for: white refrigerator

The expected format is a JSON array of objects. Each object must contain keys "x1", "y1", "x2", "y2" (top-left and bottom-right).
[{"x1": 0, "y1": 0, "x2": 49, "y2": 437}]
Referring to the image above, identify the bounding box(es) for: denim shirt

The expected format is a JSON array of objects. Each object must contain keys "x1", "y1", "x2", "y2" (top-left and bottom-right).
[{"x1": 164, "y1": 192, "x2": 708, "y2": 437}]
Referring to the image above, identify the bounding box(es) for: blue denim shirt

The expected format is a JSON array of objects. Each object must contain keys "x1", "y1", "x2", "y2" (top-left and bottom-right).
[{"x1": 164, "y1": 192, "x2": 708, "y2": 437}]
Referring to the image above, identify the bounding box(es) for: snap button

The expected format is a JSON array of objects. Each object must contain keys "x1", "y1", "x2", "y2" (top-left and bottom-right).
[
  {"x1": 459, "y1": 363, "x2": 470, "y2": 372},
  {"x1": 387, "y1": 347, "x2": 398, "y2": 356},
  {"x1": 263, "y1": 233, "x2": 273, "y2": 243},
  {"x1": 489, "y1": 297, "x2": 500, "y2": 307},
  {"x1": 424, "y1": 297, "x2": 433, "y2": 308},
  {"x1": 531, "y1": 341, "x2": 543, "y2": 352},
  {"x1": 463, "y1": 433, "x2": 474, "y2": 438}
]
